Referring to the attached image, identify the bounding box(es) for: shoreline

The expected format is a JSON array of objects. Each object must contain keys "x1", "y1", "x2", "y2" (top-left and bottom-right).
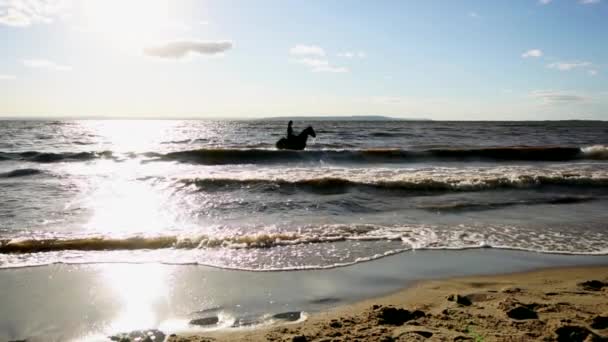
[
  {"x1": 2, "y1": 249, "x2": 608, "y2": 341},
  {"x1": 171, "y1": 265, "x2": 608, "y2": 341}
]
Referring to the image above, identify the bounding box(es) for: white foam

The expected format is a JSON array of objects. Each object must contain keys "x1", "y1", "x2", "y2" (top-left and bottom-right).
[
  {"x1": 175, "y1": 163, "x2": 608, "y2": 191},
  {"x1": 3, "y1": 222, "x2": 608, "y2": 270},
  {"x1": 582, "y1": 145, "x2": 608, "y2": 160}
]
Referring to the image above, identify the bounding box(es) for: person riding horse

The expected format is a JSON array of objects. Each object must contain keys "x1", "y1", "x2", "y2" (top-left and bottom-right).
[
  {"x1": 276, "y1": 121, "x2": 316, "y2": 150},
  {"x1": 287, "y1": 120, "x2": 294, "y2": 139}
]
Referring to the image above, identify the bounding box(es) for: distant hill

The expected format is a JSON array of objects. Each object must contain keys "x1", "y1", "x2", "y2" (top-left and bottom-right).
[{"x1": 258, "y1": 115, "x2": 431, "y2": 121}]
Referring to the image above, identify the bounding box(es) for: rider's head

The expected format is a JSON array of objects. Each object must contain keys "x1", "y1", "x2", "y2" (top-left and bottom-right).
[{"x1": 288, "y1": 120, "x2": 293, "y2": 126}]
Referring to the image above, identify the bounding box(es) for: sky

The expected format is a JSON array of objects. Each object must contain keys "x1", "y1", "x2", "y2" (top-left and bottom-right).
[{"x1": 0, "y1": 0, "x2": 606, "y2": 120}]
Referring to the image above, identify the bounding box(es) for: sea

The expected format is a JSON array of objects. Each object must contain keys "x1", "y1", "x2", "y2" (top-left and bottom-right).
[{"x1": 1, "y1": 119, "x2": 608, "y2": 271}]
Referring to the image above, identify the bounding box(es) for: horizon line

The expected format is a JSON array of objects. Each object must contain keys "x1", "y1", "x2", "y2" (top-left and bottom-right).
[{"x1": 0, "y1": 115, "x2": 605, "y2": 122}]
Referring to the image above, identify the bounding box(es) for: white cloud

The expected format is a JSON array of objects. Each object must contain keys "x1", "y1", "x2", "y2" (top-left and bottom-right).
[
  {"x1": 579, "y1": 0, "x2": 600, "y2": 4},
  {"x1": 337, "y1": 51, "x2": 366, "y2": 59},
  {"x1": 0, "y1": 0, "x2": 67, "y2": 27},
  {"x1": 297, "y1": 58, "x2": 329, "y2": 68},
  {"x1": 295, "y1": 58, "x2": 348, "y2": 73},
  {"x1": 468, "y1": 11, "x2": 479, "y2": 18},
  {"x1": 289, "y1": 45, "x2": 325, "y2": 57},
  {"x1": 547, "y1": 61, "x2": 592, "y2": 71},
  {"x1": 289, "y1": 45, "x2": 347, "y2": 73},
  {"x1": 23, "y1": 59, "x2": 72, "y2": 71},
  {"x1": 0, "y1": 74, "x2": 16, "y2": 80},
  {"x1": 539, "y1": 0, "x2": 552, "y2": 4},
  {"x1": 531, "y1": 90, "x2": 588, "y2": 103},
  {"x1": 521, "y1": 49, "x2": 543, "y2": 58},
  {"x1": 143, "y1": 40, "x2": 233, "y2": 59},
  {"x1": 588, "y1": 69, "x2": 598, "y2": 76}
]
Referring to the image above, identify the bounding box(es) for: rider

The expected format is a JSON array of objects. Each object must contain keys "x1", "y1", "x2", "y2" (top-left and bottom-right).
[{"x1": 287, "y1": 120, "x2": 295, "y2": 139}]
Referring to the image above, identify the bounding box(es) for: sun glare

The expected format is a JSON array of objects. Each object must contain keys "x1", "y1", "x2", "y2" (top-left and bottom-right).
[
  {"x1": 100, "y1": 264, "x2": 170, "y2": 332},
  {"x1": 80, "y1": 0, "x2": 172, "y2": 47}
]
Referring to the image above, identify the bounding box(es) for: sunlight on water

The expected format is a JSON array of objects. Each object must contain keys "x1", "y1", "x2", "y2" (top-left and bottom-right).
[
  {"x1": 1, "y1": 120, "x2": 607, "y2": 270},
  {"x1": 102, "y1": 264, "x2": 169, "y2": 332},
  {"x1": 79, "y1": 120, "x2": 182, "y2": 152},
  {"x1": 85, "y1": 179, "x2": 170, "y2": 234},
  {"x1": 60, "y1": 156, "x2": 187, "y2": 236},
  {"x1": 82, "y1": 162, "x2": 176, "y2": 234}
]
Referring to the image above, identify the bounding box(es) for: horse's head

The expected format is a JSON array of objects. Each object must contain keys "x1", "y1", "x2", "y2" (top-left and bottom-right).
[{"x1": 304, "y1": 126, "x2": 316, "y2": 138}]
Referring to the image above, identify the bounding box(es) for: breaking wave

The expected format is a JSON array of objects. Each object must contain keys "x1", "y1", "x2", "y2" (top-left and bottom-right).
[
  {"x1": 2, "y1": 223, "x2": 607, "y2": 258},
  {"x1": 180, "y1": 174, "x2": 608, "y2": 193},
  {"x1": 1, "y1": 145, "x2": 606, "y2": 164},
  {"x1": 161, "y1": 146, "x2": 608, "y2": 165},
  {"x1": 0, "y1": 168, "x2": 44, "y2": 178},
  {"x1": 0, "y1": 150, "x2": 113, "y2": 163}
]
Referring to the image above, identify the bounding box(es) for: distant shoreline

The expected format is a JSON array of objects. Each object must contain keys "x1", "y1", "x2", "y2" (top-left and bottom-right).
[
  {"x1": 258, "y1": 115, "x2": 430, "y2": 121},
  {"x1": 0, "y1": 115, "x2": 428, "y2": 121}
]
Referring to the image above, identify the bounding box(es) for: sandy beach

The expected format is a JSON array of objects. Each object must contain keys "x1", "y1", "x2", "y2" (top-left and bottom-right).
[{"x1": 168, "y1": 266, "x2": 608, "y2": 342}]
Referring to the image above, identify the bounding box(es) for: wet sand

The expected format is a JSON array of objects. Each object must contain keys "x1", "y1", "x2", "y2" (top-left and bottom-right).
[
  {"x1": 2, "y1": 250, "x2": 608, "y2": 341},
  {"x1": 169, "y1": 266, "x2": 608, "y2": 341}
]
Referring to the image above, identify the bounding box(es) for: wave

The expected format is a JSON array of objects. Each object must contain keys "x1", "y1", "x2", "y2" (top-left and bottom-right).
[
  {"x1": 0, "y1": 168, "x2": 44, "y2": 178},
  {"x1": 0, "y1": 236, "x2": 179, "y2": 254},
  {"x1": 181, "y1": 174, "x2": 608, "y2": 193},
  {"x1": 416, "y1": 196, "x2": 596, "y2": 212},
  {"x1": 2, "y1": 223, "x2": 607, "y2": 257},
  {"x1": 161, "y1": 138, "x2": 208, "y2": 145},
  {"x1": 0, "y1": 150, "x2": 113, "y2": 163},
  {"x1": 161, "y1": 145, "x2": 608, "y2": 165},
  {"x1": 582, "y1": 145, "x2": 608, "y2": 160},
  {"x1": 0, "y1": 234, "x2": 308, "y2": 254},
  {"x1": 0, "y1": 145, "x2": 606, "y2": 164}
]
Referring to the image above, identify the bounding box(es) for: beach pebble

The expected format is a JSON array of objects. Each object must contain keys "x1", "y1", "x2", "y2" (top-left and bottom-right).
[
  {"x1": 273, "y1": 311, "x2": 302, "y2": 321},
  {"x1": 578, "y1": 280, "x2": 608, "y2": 291},
  {"x1": 447, "y1": 294, "x2": 472, "y2": 306},
  {"x1": 189, "y1": 316, "x2": 219, "y2": 326},
  {"x1": 506, "y1": 306, "x2": 538, "y2": 320},
  {"x1": 376, "y1": 307, "x2": 425, "y2": 326},
  {"x1": 232, "y1": 315, "x2": 262, "y2": 327},
  {"x1": 292, "y1": 335, "x2": 307, "y2": 342},
  {"x1": 554, "y1": 325, "x2": 599, "y2": 342}
]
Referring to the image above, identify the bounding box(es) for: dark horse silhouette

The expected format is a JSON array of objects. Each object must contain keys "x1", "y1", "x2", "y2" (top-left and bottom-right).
[{"x1": 276, "y1": 126, "x2": 316, "y2": 150}]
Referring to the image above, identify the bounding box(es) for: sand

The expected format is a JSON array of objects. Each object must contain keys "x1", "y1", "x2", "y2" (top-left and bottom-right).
[{"x1": 167, "y1": 266, "x2": 608, "y2": 342}]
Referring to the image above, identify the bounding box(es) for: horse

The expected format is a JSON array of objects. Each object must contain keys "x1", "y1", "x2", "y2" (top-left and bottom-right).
[{"x1": 275, "y1": 126, "x2": 316, "y2": 150}]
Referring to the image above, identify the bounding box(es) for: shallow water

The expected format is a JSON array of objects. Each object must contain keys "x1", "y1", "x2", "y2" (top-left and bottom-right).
[
  {"x1": 1, "y1": 120, "x2": 607, "y2": 270},
  {"x1": 2, "y1": 249, "x2": 608, "y2": 342}
]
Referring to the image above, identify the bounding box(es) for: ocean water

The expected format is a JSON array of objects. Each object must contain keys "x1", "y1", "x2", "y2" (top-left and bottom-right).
[{"x1": 1, "y1": 119, "x2": 608, "y2": 271}]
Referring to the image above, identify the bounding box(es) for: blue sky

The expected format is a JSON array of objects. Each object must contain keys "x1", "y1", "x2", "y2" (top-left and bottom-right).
[{"x1": 0, "y1": 0, "x2": 606, "y2": 120}]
